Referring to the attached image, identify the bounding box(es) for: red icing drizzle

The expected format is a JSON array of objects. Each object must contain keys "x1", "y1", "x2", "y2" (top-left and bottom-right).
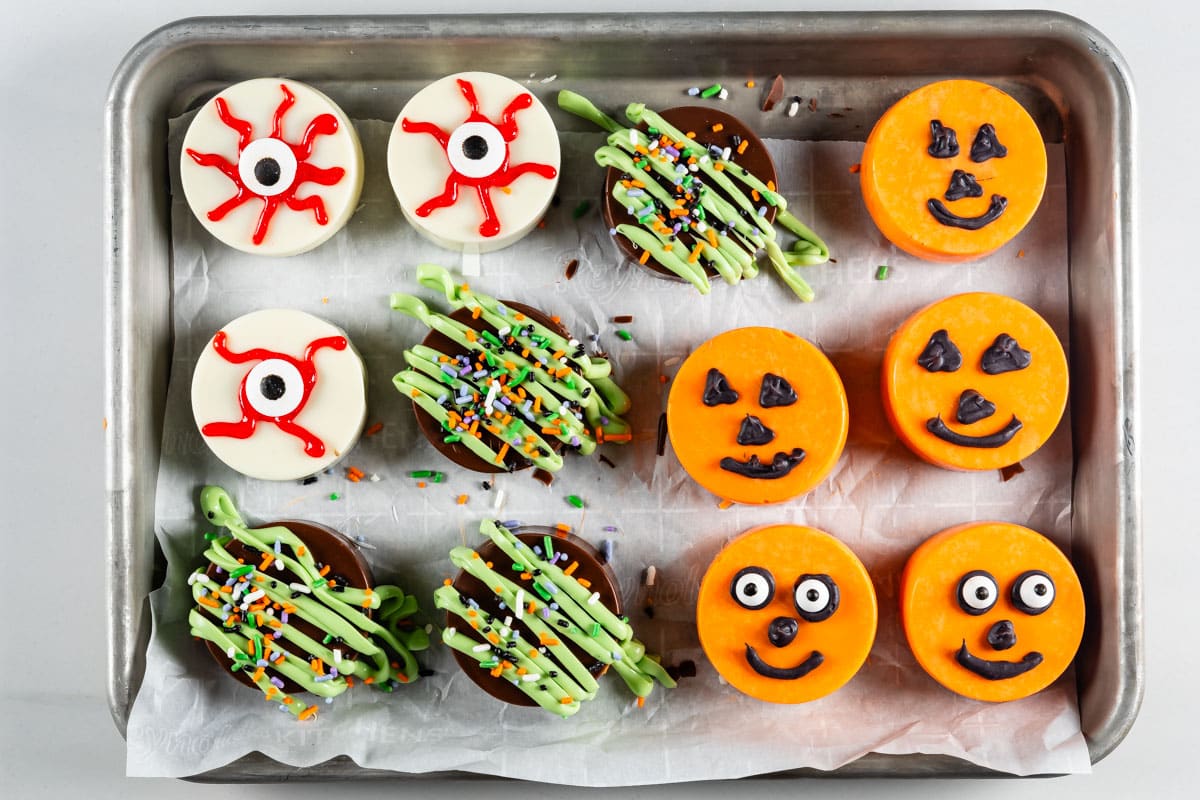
[
  {"x1": 185, "y1": 83, "x2": 346, "y2": 246},
  {"x1": 200, "y1": 330, "x2": 348, "y2": 458},
  {"x1": 401, "y1": 78, "x2": 557, "y2": 238}
]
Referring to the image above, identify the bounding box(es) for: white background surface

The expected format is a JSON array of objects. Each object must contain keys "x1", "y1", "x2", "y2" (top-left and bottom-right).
[{"x1": 0, "y1": 0, "x2": 1193, "y2": 797}]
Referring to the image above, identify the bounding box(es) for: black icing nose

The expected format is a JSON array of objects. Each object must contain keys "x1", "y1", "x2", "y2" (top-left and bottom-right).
[
  {"x1": 987, "y1": 619, "x2": 1017, "y2": 651},
  {"x1": 956, "y1": 389, "x2": 997, "y2": 425},
  {"x1": 768, "y1": 616, "x2": 799, "y2": 648}
]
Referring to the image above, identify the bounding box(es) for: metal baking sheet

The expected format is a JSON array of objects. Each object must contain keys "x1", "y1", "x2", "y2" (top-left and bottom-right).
[{"x1": 104, "y1": 11, "x2": 1140, "y2": 779}]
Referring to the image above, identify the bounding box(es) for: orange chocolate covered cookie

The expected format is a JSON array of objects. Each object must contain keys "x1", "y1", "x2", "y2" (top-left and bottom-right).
[
  {"x1": 697, "y1": 524, "x2": 877, "y2": 704},
  {"x1": 882, "y1": 292, "x2": 1068, "y2": 471},
  {"x1": 861, "y1": 80, "x2": 1046, "y2": 262},
  {"x1": 900, "y1": 521, "x2": 1084, "y2": 703},
  {"x1": 667, "y1": 327, "x2": 848, "y2": 505}
]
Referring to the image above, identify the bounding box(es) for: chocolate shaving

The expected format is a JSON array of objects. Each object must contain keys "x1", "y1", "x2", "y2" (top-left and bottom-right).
[
  {"x1": 612, "y1": 314, "x2": 634, "y2": 324},
  {"x1": 1000, "y1": 462, "x2": 1026, "y2": 482},
  {"x1": 808, "y1": 97, "x2": 818, "y2": 112},
  {"x1": 564, "y1": 258, "x2": 579, "y2": 279},
  {"x1": 531, "y1": 468, "x2": 555, "y2": 486},
  {"x1": 656, "y1": 412, "x2": 668, "y2": 456},
  {"x1": 761, "y1": 74, "x2": 785, "y2": 111},
  {"x1": 597, "y1": 454, "x2": 617, "y2": 469}
]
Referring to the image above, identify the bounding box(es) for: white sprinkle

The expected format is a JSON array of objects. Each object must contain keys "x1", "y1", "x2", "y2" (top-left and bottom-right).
[
  {"x1": 696, "y1": 221, "x2": 709, "y2": 234},
  {"x1": 587, "y1": 591, "x2": 600, "y2": 605},
  {"x1": 645, "y1": 565, "x2": 658, "y2": 587},
  {"x1": 687, "y1": 87, "x2": 700, "y2": 96},
  {"x1": 539, "y1": 74, "x2": 557, "y2": 84},
  {"x1": 721, "y1": 146, "x2": 732, "y2": 161},
  {"x1": 689, "y1": 163, "x2": 699, "y2": 172},
  {"x1": 521, "y1": 673, "x2": 542, "y2": 682},
  {"x1": 368, "y1": 474, "x2": 381, "y2": 483},
  {"x1": 503, "y1": 615, "x2": 513, "y2": 628},
  {"x1": 244, "y1": 589, "x2": 265, "y2": 603},
  {"x1": 514, "y1": 589, "x2": 526, "y2": 619},
  {"x1": 786, "y1": 99, "x2": 800, "y2": 117},
  {"x1": 445, "y1": 626, "x2": 457, "y2": 638},
  {"x1": 274, "y1": 559, "x2": 285, "y2": 570},
  {"x1": 612, "y1": 650, "x2": 623, "y2": 661},
  {"x1": 499, "y1": 627, "x2": 511, "y2": 639},
  {"x1": 629, "y1": 128, "x2": 638, "y2": 145},
  {"x1": 498, "y1": 325, "x2": 512, "y2": 337},
  {"x1": 493, "y1": 488, "x2": 506, "y2": 511},
  {"x1": 226, "y1": 646, "x2": 237, "y2": 658},
  {"x1": 289, "y1": 582, "x2": 312, "y2": 594},
  {"x1": 333, "y1": 648, "x2": 342, "y2": 664},
  {"x1": 718, "y1": 88, "x2": 729, "y2": 100},
  {"x1": 472, "y1": 643, "x2": 491, "y2": 653},
  {"x1": 187, "y1": 571, "x2": 202, "y2": 586},
  {"x1": 424, "y1": 624, "x2": 433, "y2": 634},
  {"x1": 484, "y1": 380, "x2": 500, "y2": 413}
]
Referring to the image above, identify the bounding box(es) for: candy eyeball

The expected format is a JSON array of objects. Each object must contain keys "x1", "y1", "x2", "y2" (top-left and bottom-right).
[
  {"x1": 731, "y1": 567, "x2": 775, "y2": 610},
  {"x1": 793, "y1": 574, "x2": 839, "y2": 622},
  {"x1": 957, "y1": 570, "x2": 999, "y2": 615},
  {"x1": 1011, "y1": 570, "x2": 1056, "y2": 615}
]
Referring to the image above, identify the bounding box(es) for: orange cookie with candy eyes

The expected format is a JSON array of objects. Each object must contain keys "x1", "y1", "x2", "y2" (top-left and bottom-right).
[
  {"x1": 667, "y1": 327, "x2": 848, "y2": 505},
  {"x1": 861, "y1": 79, "x2": 1047, "y2": 262},
  {"x1": 882, "y1": 292, "x2": 1068, "y2": 471},
  {"x1": 900, "y1": 521, "x2": 1084, "y2": 703},
  {"x1": 697, "y1": 525, "x2": 877, "y2": 704}
]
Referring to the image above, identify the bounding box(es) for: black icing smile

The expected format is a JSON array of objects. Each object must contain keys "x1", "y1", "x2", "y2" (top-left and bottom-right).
[
  {"x1": 926, "y1": 415, "x2": 1022, "y2": 448},
  {"x1": 927, "y1": 195, "x2": 1008, "y2": 230},
  {"x1": 955, "y1": 641, "x2": 1043, "y2": 681},
  {"x1": 745, "y1": 644, "x2": 824, "y2": 680},
  {"x1": 720, "y1": 448, "x2": 806, "y2": 479}
]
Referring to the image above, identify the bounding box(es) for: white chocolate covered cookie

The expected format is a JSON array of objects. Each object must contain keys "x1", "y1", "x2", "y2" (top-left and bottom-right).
[
  {"x1": 180, "y1": 78, "x2": 364, "y2": 256},
  {"x1": 387, "y1": 72, "x2": 560, "y2": 253},
  {"x1": 191, "y1": 309, "x2": 367, "y2": 481}
]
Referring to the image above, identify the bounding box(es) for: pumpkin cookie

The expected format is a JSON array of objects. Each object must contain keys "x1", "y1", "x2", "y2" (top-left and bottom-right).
[
  {"x1": 697, "y1": 524, "x2": 877, "y2": 704},
  {"x1": 900, "y1": 521, "x2": 1084, "y2": 702},
  {"x1": 861, "y1": 79, "x2": 1046, "y2": 262}
]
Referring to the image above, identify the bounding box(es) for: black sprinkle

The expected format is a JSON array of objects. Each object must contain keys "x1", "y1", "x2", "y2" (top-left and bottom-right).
[{"x1": 301, "y1": 475, "x2": 319, "y2": 485}]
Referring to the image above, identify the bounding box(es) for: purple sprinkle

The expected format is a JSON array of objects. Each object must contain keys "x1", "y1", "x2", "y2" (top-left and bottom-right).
[
  {"x1": 627, "y1": 189, "x2": 645, "y2": 198},
  {"x1": 270, "y1": 677, "x2": 285, "y2": 689},
  {"x1": 570, "y1": 436, "x2": 580, "y2": 447},
  {"x1": 314, "y1": 674, "x2": 333, "y2": 683},
  {"x1": 257, "y1": 659, "x2": 269, "y2": 668},
  {"x1": 473, "y1": 369, "x2": 488, "y2": 379},
  {"x1": 533, "y1": 545, "x2": 543, "y2": 555},
  {"x1": 441, "y1": 364, "x2": 457, "y2": 377},
  {"x1": 600, "y1": 416, "x2": 610, "y2": 425},
  {"x1": 672, "y1": 223, "x2": 682, "y2": 234},
  {"x1": 664, "y1": 145, "x2": 680, "y2": 157},
  {"x1": 550, "y1": 603, "x2": 559, "y2": 611},
  {"x1": 501, "y1": 396, "x2": 513, "y2": 406},
  {"x1": 541, "y1": 608, "x2": 551, "y2": 620},
  {"x1": 280, "y1": 611, "x2": 289, "y2": 624},
  {"x1": 459, "y1": 366, "x2": 472, "y2": 377},
  {"x1": 603, "y1": 525, "x2": 619, "y2": 532},
  {"x1": 330, "y1": 668, "x2": 339, "y2": 678},
  {"x1": 273, "y1": 631, "x2": 283, "y2": 639},
  {"x1": 216, "y1": 566, "x2": 224, "y2": 574}
]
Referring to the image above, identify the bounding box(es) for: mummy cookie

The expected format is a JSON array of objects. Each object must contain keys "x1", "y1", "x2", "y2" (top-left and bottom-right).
[
  {"x1": 180, "y1": 78, "x2": 364, "y2": 256},
  {"x1": 387, "y1": 72, "x2": 560, "y2": 253},
  {"x1": 191, "y1": 309, "x2": 367, "y2": 481}
]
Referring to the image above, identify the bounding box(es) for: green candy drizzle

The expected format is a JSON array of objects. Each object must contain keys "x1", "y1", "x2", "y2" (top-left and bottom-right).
[
  {"x1": 188, "y1": 487, "x2": 429, "y2": 720},
  {"x1": 391, "y1": 264, "x2": 632, "y2": 473},
  {"x1": 435, "y1": 520, "x2": 675, "y2": 718},
  {"x1": 558, "y1": 89, "x2": 830, "y2": 302}
]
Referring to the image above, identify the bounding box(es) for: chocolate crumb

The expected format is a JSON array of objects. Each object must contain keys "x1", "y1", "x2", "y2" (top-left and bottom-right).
[
  {"x1": 612, "y1": 314, "x2": 634, "y2": 324},
  {"x1": 761, "y1": 74, "x2": 785, "y2": 111},
  {"x1": 531, "y1": 468, "x2": 554, "y2": 486},
  {"x1": 564, "y1": 258, "x2": 579, "y2": 280},
  {"x1": 1000, "y1": 462, "x2": 1026, "y2": 482}
]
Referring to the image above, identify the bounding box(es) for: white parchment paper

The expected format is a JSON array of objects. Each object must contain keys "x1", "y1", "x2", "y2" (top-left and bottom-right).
[{"x1": 125, "y1": 109, "x2": 1089, "y2": 780}]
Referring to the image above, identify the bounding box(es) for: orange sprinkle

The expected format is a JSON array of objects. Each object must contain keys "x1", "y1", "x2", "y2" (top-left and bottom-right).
[
  {"x1": 711, "y1": 122, "x2": 724, "y2": 133},
  {"x1": 396, "y1": 672, "x2": 410, "y2": 683},
  {"x1": 578, "y1": 578, "x2": 592, "y2": 589},
  {"x1": 688, "y1": 241, "x2": 705, "y2": 264},
  {"x1": 102, "y1": 417, "x2": 108, "y2": 431},
  {"x1": 345, "y1": 677, "x2": 354, "y2": 688},
  {"x1": 197, "y1": 595, "x2": 219, "y2": 608},
  {"x1": 488, "y1": 632, "x2": 500, "y2": 644},
  {"x1": 551, "y1": 315, "x2": 561, "y2": 325},
  {"x1": 496, "y1": 443, "x2": 511, "y2": 464},
  {"x1": 767, "y1": 180, "x2": 776, "y2": 191},
  {"x1": 560, "y1": 696, "x2": 574, "y2": 705},
  {"x1": 490, "y1": 666, "x2": 503, "y2": 678},
  {"x1": 514, "y1": 312, "x2": 526, "y2": 321},
  {"x1": 311, "y1": 658, "x2": 325, "y2": 674},
  {"x1": 364, "y1": 676, "x2": 375, "y2": 685},
  {"x1": 457, "y1": 494, "x2": 468, "y2": 505},
  {"x1": 685, "y1": 131, "x2": 696, "y2": 139},
  {"x1": 297, "y1": 546, "x2": 306, "y2": 557},
  {"x1": 737, "y1": 139, "x2": 749, "y2": 155},
  {"x1": 283, "y1": 696, "x2": 295, "y2": 705},
  {"x1": 251, "y1": 667, "x2": 265, "y2": 682},
  {"x1": 638, "y1": 249, "x2": 651, "y2": 265},
  {"x1": 637, "y1": 696, "x2": 646, "y2": 708},
  {"x1": 714, "y1": 163, "x2": 725, "y2": 172},
  {"x1": 551, "y1": 349, "x2": 566, "y2": 360},
  {"x1": 605, "y1": 432, "x2": 633, "y2": 442},
  {"x1": 460, "y1": 282, "x2": 470, "y2": 292},
  {"x1": 347, "y1": 473, "x2": 361, "y2": 483},
  {"x1": 848, "y1": 163, "x2": 861, "y2": 174},
  {"x1": 465, "y1": 329, "x2": 478, "y2": 342},
  {"x1": 529, "y1": 649, "x2": 539, "y2": 658},
  {"x1": 564, "y1": 561, "x2": 579, "y2": 576},
  {"x1": 265, "y1": 687, "x2": 279, "y2": 700},
  {"x1": 410, "y1": 389, "x2": 421, "y2": 398},
  {"x1": 417, "y1": 481, "x2": 426, "y2": 489},
  {"x1": 746, "y1": 80, "x2": 756, "y2": 88},
  {"x1": 319, "y1": 564, "x2": 331, "y2": 577},
  {"x1": 365, "y1": 422, "x2": 384, "y2": 436},
  {"x1": 706, "y1": 229, "x2": 719, "y2": 248},
  {"x1": 471, "y1": 306, "x2": 483, "y2": 319},
  {"x1": 443, "y1": 578, "x2": 452, "y2": 586},
  {"x1": 751, "y1": 189, "x2": 761, "y2": 202},
  {"x1": 1018, "y1": 249, "x2": 1026, "y2": 258},
  {"x1": 555, "y1": 523, "x2": 572, "y2": 534},
  {"x1": 298, "y1": 705, "x2": 318, "y2": 720}
]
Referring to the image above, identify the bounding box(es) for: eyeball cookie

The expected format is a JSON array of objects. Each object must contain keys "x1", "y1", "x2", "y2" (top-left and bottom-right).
[
  {"x1": 900, "y1": 521, "x2": 1084, "y2": 702},
  {"x1": 696, "y1": 524, "x2": 877, "y2": 704},
  {"x1": 434, "y1": 519, "x2": 675, "y2": 717},
  {"x1": 180, "y1": 78, "x2": 364, "y2": 256},
  {"x1": 188, "y1": 488, "x2": 428, "y2": 720},
  {"x1": 666, "y1": 327, "x2": 848, "y2": 505},
  {"x1": 882, "y1": 292, "x2": 1068, "y2": 471},
  {"x1": 861, "y1": 79, "x2": 1047, "y2": 262},
  {"x1": 191, "y1": 309, "x2": 367, "y2": 481},
  {"x1": 387, "y1": 72, "x2": 560, "y2": 253}
]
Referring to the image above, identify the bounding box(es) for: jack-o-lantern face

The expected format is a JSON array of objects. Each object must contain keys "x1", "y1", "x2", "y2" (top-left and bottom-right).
[
  {"x1": 697, "y1": 524, "x2": 877, "y2": 703},
  {"x1": 882, "y1": 293, "x2": 1068, "y2": 471},
  {"x1": 900, "y1": 522, "x2": 1084, "y2": 702},
  {"x1": 861, "y1": 80, "x2": 1047, "y2": 262},
  {"x1": 667, "y1": 327, "x2": 848, "y2": 505}
]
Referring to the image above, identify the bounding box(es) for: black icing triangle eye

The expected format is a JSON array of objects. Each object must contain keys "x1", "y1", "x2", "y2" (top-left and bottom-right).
[
  {"x1": 917, "y1": 329, "x2": 963, "y2": 373},
  {"x1": 928, "y1": 119, "x2": 960, "y2": 158},
  {"x1": 703, "y1": 368, "x2": 739, "y2": 406},
  {"x1": 955, "y1": 389, "x2": 996, "y2": 424},
  {"x1": 759, "y1": 373, "x2": 797, "y2": 407},
  {"x1": 970, "y1": 123, "x2": 1008, "y2": 162},
  {"x1": 737, "y1": 414, "x2": 776, "y2": 446},
  {"x1": 944, "y1": 169, "x2": 983, "y2": 201},
  {"x1": 981, "y1": 333, "x2": 1031, "y2": 374}
]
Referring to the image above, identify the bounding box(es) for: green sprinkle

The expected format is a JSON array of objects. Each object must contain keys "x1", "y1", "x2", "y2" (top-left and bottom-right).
[
  {"x1": 480, "y1": 659, "x2": 500, "y2": 668},
  {"x1": 329, "y1": 492, "x2": 340, "y2": 501},
  {"x1": 430, "y1": 471, "x2": 445, "y2": 484},
  {"x1": 566, "y1": 494, "x2": 585, "y2": 509},
  {"x1": 203, "y1": 531, "x2": 219, "y2": 541},
  {"x1": 700, "y1": 83, "x2": 722, "y2": 99},
  {"x1": 616, "y1": 329, "x2": 633, "y2": 341},
  {"x1": 875, "y1": 264, "x2": 890, "y2": 281},
  {"x1": 544, "y1": 535, "x2": 555, "y2": 561},
  {"x1": 573, "y1": 200, "x2": 592, "y2": 219},
  {"x1": 647, "y1": 126, "x2": 659, "y2": 135},
  {"x1": 590, "y1": 622, "x2": 601, "y2": 637},
  {"x1": 481, "y1": 330, "x2": 503, "y2": 347},
  {"x1": 512, "y1": 563, "x2": 525, "y2": 571},
  {"x1": 409, "y1": 470, "x2": 435, "y2": 478},
  {"x1": 533, "y1": 583, "x2": 552, "y2": 601},
  {"x1": 511, "y1": 366, "x2": 530, "y2": 387},
  {"x1": 312, "y1": 579, "x2": 326, "y2": 589},
  {"x1": 637, "y1": 213, "x2": 655, "y2": 224},
  {"x1": 443, "y1": 434, "x2": 462, "y2": 443},
  {"x1": 323, "y1": 634, "x2": 333, "y2": 644},
  {"x1": 231, "y1": 565, "x2": 254, "y2": 579}
]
